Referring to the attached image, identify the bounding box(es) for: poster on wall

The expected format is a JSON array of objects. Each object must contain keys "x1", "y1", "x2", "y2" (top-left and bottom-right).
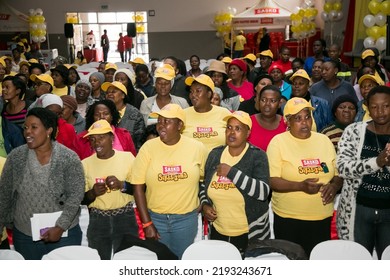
[{"x1": 0, "y1": 1, "x2": 29, "y2": 32}]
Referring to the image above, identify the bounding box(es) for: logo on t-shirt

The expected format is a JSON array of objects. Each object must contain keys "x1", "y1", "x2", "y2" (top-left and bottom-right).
[
  {"x1": 298, "y1": 158, "x2": 324, "y2": 175},
  {"x1": 193, "y1": 127, "x2": 218, "y2": 139},
  {"x1": 210, "y1": 176, "x2": 235, "y2": 190},
  {"x1": 158, "y1": 165, "x2": 188, "y2": 182}
]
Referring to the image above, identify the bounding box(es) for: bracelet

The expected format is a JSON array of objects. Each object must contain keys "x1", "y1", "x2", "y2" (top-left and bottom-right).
[{"x1": 142, "y1": 221, "x2": 153, "y2": 228}]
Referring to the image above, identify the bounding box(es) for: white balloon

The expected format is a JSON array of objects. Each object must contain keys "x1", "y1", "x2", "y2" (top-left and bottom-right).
[
  {"x1": 329, "y1": 10, "x2": 338, "y2": 21},
  {"x1": 363, "y1": 14, "x2": 376, "y2": 28},
  {"x1": 39, "y1": 35, "x2": 46, "y2": 43},
  {"x1": 375, "y1": 13, "x2": 387, "y2": 27},
  {"x1": 32, "y1": 35, "x2": 39, "y2": 43},
  {"x1": 364, "y1": 36, "x2": 376, "y2": 48},
  {"x1": 321, "y1": 11, "x2": 329, "y2": 22},
  {"x1": 231, "y1": 8, "x2": 237, "y2": 15},
  {"x1": 336, "y1": 11, "x2": 344, "y2": 22},
  {"x1": 35, "y1": 8, "x2": 43, "y2": 16},
  {"x1": 30, "y1": 23, "x2": 38, "y2": 30},
  {"x1": 39, "y1": 23, "x2": 47, "y2": 30},
  {"x1": 376, "y1": 36, "x2": 386, "y2": 51},
  {"x1": 29, "y1": 9, "x2": 36, "y2": 16},
  {"x1": 216, "y1": 32, "x2": 221, "y2": 38}
]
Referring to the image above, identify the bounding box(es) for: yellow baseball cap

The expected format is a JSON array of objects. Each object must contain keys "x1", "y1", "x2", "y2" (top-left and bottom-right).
[
  {"x1": 19, "y1": 61, "x2": 30, "y2": 67},
  {"x1": 223, "y1": 110, "x2": 252, "y2": 129},
  {"x1": 257, "y1": 49, "x2": 274, "y2": 59},
  {"x1": 1, "y1": 56, "x2": 12, "y2": 62},
  {"x1": 358, "y1": 73, "x2": 384, "y2": 86},
  {"x1": 129, "y1": 57, "x2": 146, "y2": 65},
  {"x1": 361, "y1": 49, "x2": 376, "y2": 60},
  {"x1": 30, "y1": 74, "x2": 54, "y2": 88},
  {"x1": 28, "y1": 58, "x2": 39, "y2": 64},
  {"x1": 283, "y1": 97, "x2": 315, "y2": 118},
  {"x1": 0, "y1": 58, "x2": 6, "y2": 67},
  {"x1": 154, "y1": 64, "x2": 175, "y2": 81},
  {"x1": 290, "y1": 69, "x2": 310, "y2": 82},
  {"x1": 64, "y1": 64, "x2": 78, "y2": 69},
  {"x1": 221, "y1": 57, "x2": 233, "y2": 64},
  {"x1": 101, "y1": 81, "x2": 128, "y2": 94},
  {"x1": 149, "y1": 103, "x2": 186, "y2": 124},
  {"x1": 83, "y1": 120, "x2": 113, "y2": 138},
  {"x1": 104, "y1": 63, "x2": 118, "y2": 71},
  {"x1": 243, "y1": 53, "x2": 257, "y2": 62},
  {"x1": 185, "y1": 74, "x2": 215, "y2": 92}
]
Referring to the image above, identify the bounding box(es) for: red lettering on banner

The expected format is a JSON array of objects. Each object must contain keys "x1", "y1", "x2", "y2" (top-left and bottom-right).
[
  {"x1": 261, "y1": 18, "x2": 273, "y2": 24},
  {"x1": 254, "y1": 8, "x2": 280, "y2": 14},
  {"x1": 162, "y1": 166, "x2": 182, "y2": 174},
  {"x1": 301, "y1": 159, "x2": 321, "y2": 167}
]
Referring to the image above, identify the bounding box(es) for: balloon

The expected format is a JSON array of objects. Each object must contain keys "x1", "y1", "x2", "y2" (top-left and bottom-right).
[
  {"x1": 30, "y1": 23, "x2": 38, "y2": 30},
  {"x1": 380, "y1": 25, "x2": 387, "y2": 36},
  {"x1": 324, "y1": 3, "x2": 333, "y2": 13},
  {"x1": 363, "y1": 14, "x2": 376, "y2": 27},
  {"x1": 38, "y1": 23, "x2": 46, "y2": 30},
  {"x1": 336, "y1": 11, "x2": 344, "y2": 21},
  {"x1": 333, "y1": 2, "x2": 342, "y2": 11},
  {"x1": 29, "y1": 9, "x2": 36, "y2": 16},
  {"x1": 368, "y1": 0, "x2": 381, "y2": 15},
  {"x1": 375, "y1": 12, "x2": 387, "y2": 26},
  {"x1": 32, "y1": 35, "x2": 39, "y2": 43},
  {"x1": 35, "y1": 8, "x2": 43, "y2": 16},
  {"x1": 364, "y1": 36, "x2": 376, "y2": 48},
  {"x1": 380, "y1": 0, "x2": 390, "y2": 14},
  {"x1": 231, "y1": 8, "x2": 237, "y2": 15},
  {"x1": 371, "y1": 25, "x2": 382, "y2": 39},
  {"x1": 321, "y1": 11, "x2": 329, "y2": 22},
  {"x1": 329, "y1": 10, "x2": 338, "y2": 21},
  {"x1": 215, "y1": 32, "x2": 221, "y2": 38},
  {"x1": 376, "y1": 36, "x2": 387, "y2": 51}
]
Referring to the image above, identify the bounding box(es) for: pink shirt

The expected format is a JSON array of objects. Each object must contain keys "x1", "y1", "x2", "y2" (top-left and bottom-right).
[
  {"x1": 248, "y1": 115, "x2": 287, "y2": 152},
  {"x1": 228, "y1": 80, "x2": 254, "y2": 101}
]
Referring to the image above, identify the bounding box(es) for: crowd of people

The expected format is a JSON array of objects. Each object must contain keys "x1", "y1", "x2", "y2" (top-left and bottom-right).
[{"x1": 0, "y1": 35, "x2": 390, "y2": 260}]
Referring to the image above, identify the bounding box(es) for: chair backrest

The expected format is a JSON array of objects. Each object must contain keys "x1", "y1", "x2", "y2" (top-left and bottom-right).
[
  {"x1": 0, "y1": 249, "x2": 25, "y2": 260},
  {"x1": 381, "y1": 245, "x2": 390, "y2": 260},
  {"x1": 310, "y1": 240, "x2": 372, "y2": 260},
  {"x1": 112, "y1": 246, "x2": 158, "y2": 260},
  {"x1": 41, "y1": 245, "x2": 101, "y2": 260},
  {"x1": 181, "y1": 240, "x2": 242, "y2": 260}
]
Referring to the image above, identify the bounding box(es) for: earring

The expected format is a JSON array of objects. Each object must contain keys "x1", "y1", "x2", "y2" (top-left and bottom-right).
[{"x1": 47, "y1": 135, "x2": 50, "y2": 138}]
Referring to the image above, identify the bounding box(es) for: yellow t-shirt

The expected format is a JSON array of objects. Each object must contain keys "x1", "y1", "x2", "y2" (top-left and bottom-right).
[
  {"x1": 131, "y1": 135, "x2": 207, "y2": 214},
  {"x1": 52, "y1": 86, "x2": 68, "y2": 97},
  {"x1": 362, "y1": 103, "x2": 372, "y2": 122},
  {"x1": 208, "y1": 145, "x2": 249, "y2": 236},
  {"x1": 182, "y1": 105, "x2": 231, "y2": 153},
  {"x1": 234, "y1": 35, "x2": 247, "y2": 51},
  {"x1": 82, "y1": 151, "x2": 135, "y2": 210},
  {"x1": 266, "y1": 131, "x2": 336, "y2": 220}
]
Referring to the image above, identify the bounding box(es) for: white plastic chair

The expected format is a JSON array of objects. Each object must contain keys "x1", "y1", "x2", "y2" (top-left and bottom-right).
[
  {"x1": 182, "y1": 240, "x2": 242, "y2": 260},
  {"x1": 41, "y1": 245, "x2": 101, "y2": 260},
  {"x1": 310, "y1": 240, "x2": 373, "y2": 260},
  {"x1": 112, "y1": 246, "x2": 158, "y2": 260},
  {"x1": 0, "y1": 249, "x2": 25, "y2": 260},
  {"x1": 381, "y1": 245, "x2": 390, "y2": 260}
]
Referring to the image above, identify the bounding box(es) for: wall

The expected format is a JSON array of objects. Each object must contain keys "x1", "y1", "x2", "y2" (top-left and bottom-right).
[{"x1": 3, "y1": 0, "x2": 348, "y2": 60}]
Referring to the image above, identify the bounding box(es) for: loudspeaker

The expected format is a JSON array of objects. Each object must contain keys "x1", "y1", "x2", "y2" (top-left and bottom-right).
[
  {"x1": 64, "y1": 23, "x2": 74, "y2": 38},
  {"x1": 127, "y1": 23, "x2": 136, "y2": 37}
]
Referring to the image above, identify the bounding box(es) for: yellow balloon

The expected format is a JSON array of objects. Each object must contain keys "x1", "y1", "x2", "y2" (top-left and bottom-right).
[
  {"x1": 298, "y1": 9, "x2": 305, "y2": 17},
  {"x1": 290, "y1": 13, "x2": 296, "y2": 21},
  {"x1": 371, "y1": 26, "x2": 381, "y2": 39},
  {"x1": 381, "y1": 0, "x2": 390, "y2": 15},
  {"x1": 324, "y1": 3, "x2": 332, "y2": 13},
  {"x1": 368, "y1": 0, "x2": 381, "y2": 15},
  {"x1": 333, "y1": 2, "x2": 342, "y2": 12},
  {"x1": 380, "y1": 25, "x2": 387, "y2": 36}
]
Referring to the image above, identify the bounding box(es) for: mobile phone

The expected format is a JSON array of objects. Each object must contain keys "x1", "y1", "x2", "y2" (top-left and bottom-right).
[{"x1": 40, "y1": 227, "x2": 50, "y2": 236}]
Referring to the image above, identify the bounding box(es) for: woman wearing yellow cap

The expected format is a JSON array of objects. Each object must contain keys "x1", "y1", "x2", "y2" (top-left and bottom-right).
[
  {"x1": 183, "y1": 74, "x2": 231, "y2": 152},
  {"x1": 81, "y1": 119, "x2": 138, "y2": 260},
  {"x1": 102, "y1": 81, "x2": 145, "y2": 151},
  {"x1": 267, "y1": 97, "x2": 342, "y2": 256},
  {"x1": 131, "y1": 104, "x2": 208, "y2": 259},
  {"x1": 200, "y1": 111, "x2": 270, "y2": 256},
  {"x1": 356, "y1": 74, "x2": 384, "y2": 122},
  {"x1": 359, "y1": 48, "x2": 389, "y2": 84},
  {"x1": 140, "y1": 64, "x2": 189, "y2": 126}
]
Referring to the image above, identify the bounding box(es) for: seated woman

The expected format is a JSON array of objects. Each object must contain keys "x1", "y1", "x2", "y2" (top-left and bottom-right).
[
  {"x1": 267, "y1": 97, "x2": 342, "y2": 256},
  {"x1": 140, "y1": 64, "x2": 189, "y2": 126},
  {"x1": 81, "y1": 119, "x2": 139, "y2": 260},
  {"x1": 131, "y1": 104, "x2": 208, "y2": 259},
  {"x1": 200, "y1": 111, "x2": 270, "y2": 256},
  {"x1": 0, "y1": 108, "x2": 85, "y2": 260},
  {"x1": 74, "y1": 51, "x2": 87, "y2": 66},
  {"x1": 227, "y1": 59, "x2": 254, "y2": 101},
  {"x1": 355, "y1": 74, "x2": 383, "y2": 122},
  {"x1": 74, "y1": 79, "x2": 93, "y2": 118},
  {"x1": 74, "y1": 99, "x2": 136, "y2": 160},
  {"x1": 186, "y1": 55, "x2": 202, "y2": 78},
  {"x1": 248, "y1": 85, "x2": 287, "y2": 152},
  {"x1": 60, "y1": 95, "x2": 86, "y2": 134},
  {"x1": 269, "y1": 63, "x2": 292, "y2": 100},
  {"x1": 113, "y1": 68, "x2": 146, "y2": 109},
  {"x1": 134, "y1": 64, "x2": 154, "y2": 98},
  {"x1": 89, "y1": 72, "x2": 106, "y2": 102},
  {"x1": 51, "y1": 65, "x2": 73, "y2": 97}
]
